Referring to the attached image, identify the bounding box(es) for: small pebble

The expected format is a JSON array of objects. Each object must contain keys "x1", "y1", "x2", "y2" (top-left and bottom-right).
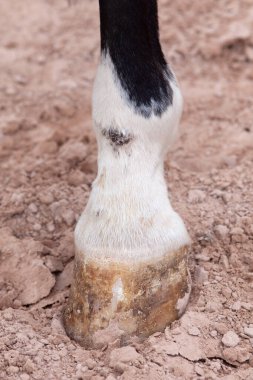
[
  {"x1": 221, "y1": 254, "x2": 230, "y2": 270},
  {"x1": 195, "y1": 254, "x2": 210, "y2": 262},
  {"x1": 39, "y1": 192, "x2": 54, "y2": 205},
  {"x1": 86, "y1": 358, "x2": 96, "y2": 370},
  {"x1": 14, "y1": 74, "x2": 27, "y2": 85},
  {"x1": 210, "y1": 330, "x2": 218, "y2": 338},
  {"x1": 188, "y1": 327, "x2": 200, "y2": 336},
  {"x1": 28, "y1": 203, "x2": 38, "y2": 213},
  {"x1": 33, "y1": 223, "x2": 42, "y2": 231},
  {"x1": 222, "y1": 331, "x2": 240, "y2": 347},
  {"x1": 47, "y1": 222, "x2": 55, "y2": 232},
  {"x1": 214, "y1": 225, "x2": 229, "y2": 240},
  {"x1": 244, "y1": 327, "x2": 253, "y2": 338},
  {"x1": 61, "y1": 209, "x2": 76, "y2": 226},
  {"x1": 231, "y1": 301, "x2": 241, "y2": 311},
  {"x1": 210, "y1": 361, "x2": 221, "y2": 371}
]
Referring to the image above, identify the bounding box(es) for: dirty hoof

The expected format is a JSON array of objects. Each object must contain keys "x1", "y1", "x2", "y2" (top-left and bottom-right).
[{"x1": 63, "y1": 245, "x2": 191, "y2": 349}]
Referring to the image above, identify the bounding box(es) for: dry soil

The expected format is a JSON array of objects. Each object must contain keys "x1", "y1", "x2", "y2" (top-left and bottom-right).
[{"x1": 0, "y1": 0, "x2": 253, "y2": 379}]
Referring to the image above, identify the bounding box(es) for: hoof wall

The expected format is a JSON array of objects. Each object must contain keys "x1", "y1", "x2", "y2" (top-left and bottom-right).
[{"x1": 63, "y1": 246, "x2": 191, "y2": 349}]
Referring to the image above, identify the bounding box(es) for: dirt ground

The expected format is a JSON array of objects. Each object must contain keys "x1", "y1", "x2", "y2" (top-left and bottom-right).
[{"x1": 0, "y1": 0, "x2": 253, "y2": 379}]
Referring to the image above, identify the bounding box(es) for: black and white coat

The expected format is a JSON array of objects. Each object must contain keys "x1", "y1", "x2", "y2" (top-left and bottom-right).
[{"x1": 75, "y1": 0, "x2": 190, "y2": 268}]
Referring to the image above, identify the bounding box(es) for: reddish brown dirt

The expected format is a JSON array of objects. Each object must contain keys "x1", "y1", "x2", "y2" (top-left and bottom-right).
[{"x1": 0, "y1": 1, "x2": 253, "y2": 379}]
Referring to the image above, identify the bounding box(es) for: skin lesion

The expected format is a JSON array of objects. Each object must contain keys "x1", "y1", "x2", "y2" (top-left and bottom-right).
[{"x1": 101, "y1": 127, "x2": 134, "y2": 148}]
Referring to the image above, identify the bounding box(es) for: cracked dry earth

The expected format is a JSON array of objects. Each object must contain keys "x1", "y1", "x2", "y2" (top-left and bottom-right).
[{"x1": 0, "y1": 0, "x2": 253, "y2": 379}]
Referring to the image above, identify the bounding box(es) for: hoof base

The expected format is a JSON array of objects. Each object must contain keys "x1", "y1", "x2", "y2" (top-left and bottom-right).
[{"x1": 63, "y1": 246, "x2": 191, "y2": 349}]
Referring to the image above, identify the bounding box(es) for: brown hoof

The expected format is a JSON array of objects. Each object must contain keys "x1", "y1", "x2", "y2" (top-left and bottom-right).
[{"x1": 63, "y1": 246, "x2": 191, "y2": 349}]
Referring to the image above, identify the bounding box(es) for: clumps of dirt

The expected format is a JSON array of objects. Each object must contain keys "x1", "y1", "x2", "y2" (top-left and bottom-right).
[
  {"x1": 0, "y1": 0, "x2": 253, "y2": 379},
  {"x1": 0, "y1": 228, "x2": 55, "y2": 307},
  {"x1": 0, "y1": 307, "x2": 88, "y2": 380}
]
